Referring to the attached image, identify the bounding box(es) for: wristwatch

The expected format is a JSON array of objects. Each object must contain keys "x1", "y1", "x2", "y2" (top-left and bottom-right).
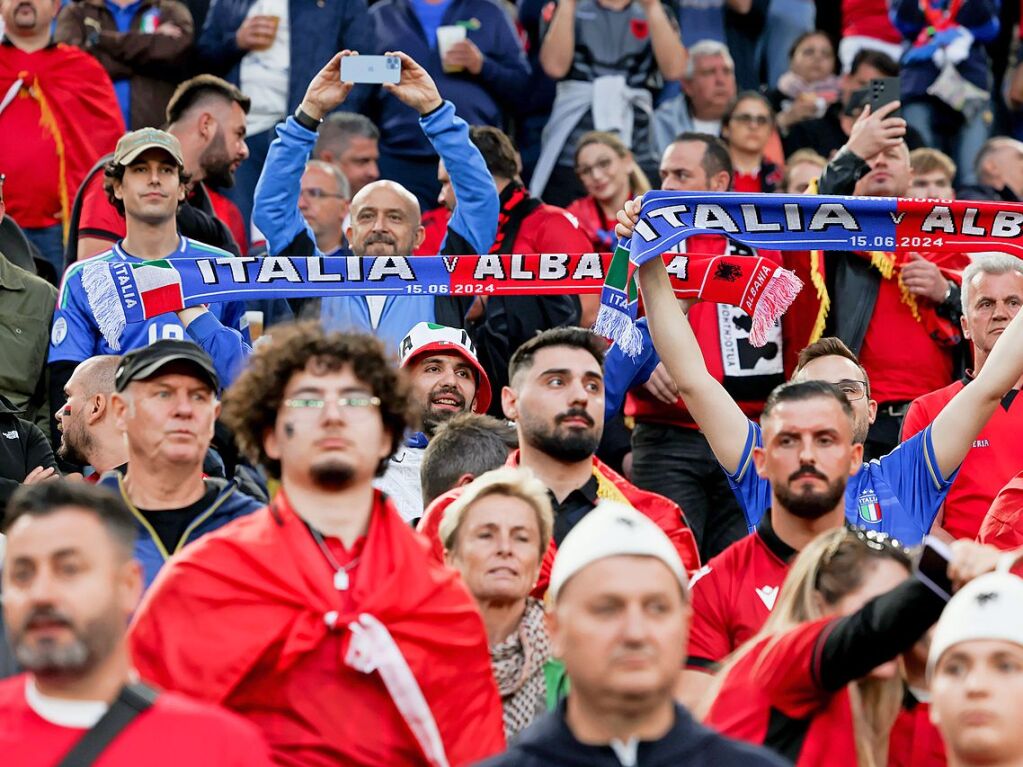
[{"x1": 294, "y1": 106, "x2": 322, "y2": 132}]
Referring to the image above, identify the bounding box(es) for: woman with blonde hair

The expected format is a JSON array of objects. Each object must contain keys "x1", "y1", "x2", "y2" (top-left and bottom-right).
[
  {"x1": 441, "y1": 467, "x2": 560, "y2": 741},
  {"x1": 567, "y1": 131, "x2": 651, "y2": 252},
  {"x1": 703, "y1": 527, "x2": 998, "y2": 767}
]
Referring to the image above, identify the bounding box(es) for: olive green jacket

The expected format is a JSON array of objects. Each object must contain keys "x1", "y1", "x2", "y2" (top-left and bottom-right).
[{"x1": 0, "y1": 252, "x2": 57, "y2": 430}]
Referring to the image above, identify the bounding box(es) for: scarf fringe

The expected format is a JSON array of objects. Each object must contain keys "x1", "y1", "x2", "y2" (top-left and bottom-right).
[
  {"x1": 750, "y1": 267, "x2": 804, "y2": 346},
  {"x1": 594, "y1": 302, "x2": 643, "y2": 357},
  {"x1": 81, "y1": 260, "x2": 126, "y2": 351}
]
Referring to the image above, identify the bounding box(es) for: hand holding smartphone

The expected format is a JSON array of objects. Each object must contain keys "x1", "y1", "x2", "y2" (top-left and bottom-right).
[
  {"x1": 340, "y1": 55, "x2": 402, "y2": 85},
  {"x1": 867, "y1": 77, "x2": 901, "y2": 119}
]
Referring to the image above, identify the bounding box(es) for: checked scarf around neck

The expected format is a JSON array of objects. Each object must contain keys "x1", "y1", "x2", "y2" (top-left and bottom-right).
[{"x1": 594, "y1": 190, "x2": 1023, "y2": 355}]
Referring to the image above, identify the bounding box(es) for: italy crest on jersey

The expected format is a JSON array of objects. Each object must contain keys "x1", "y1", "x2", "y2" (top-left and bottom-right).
[{"x1": 858, "y1": 491, "x2": 882, "y2": 524}]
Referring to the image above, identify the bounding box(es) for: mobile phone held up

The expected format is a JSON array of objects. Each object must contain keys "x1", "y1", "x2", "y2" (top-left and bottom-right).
[
  {"x1": 341, "y1": 55, "x2": 401, "y2": 85},
  {"x1": 867, "y1": 76, "x2": 901, "y2": 119}
]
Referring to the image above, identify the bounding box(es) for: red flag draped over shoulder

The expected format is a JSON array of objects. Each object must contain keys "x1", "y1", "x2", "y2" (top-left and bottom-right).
[
  {"x1": 0, "y1": 44, "x2": 123, "y2": 233},
  {"x1": 128, "y1": 491, "x2": 505, "y2": 766}
]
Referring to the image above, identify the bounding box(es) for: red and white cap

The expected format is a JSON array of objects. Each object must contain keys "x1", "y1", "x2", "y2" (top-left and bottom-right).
[{"x1": 398, "y1": 322, "x2": 492, "y2": 414}]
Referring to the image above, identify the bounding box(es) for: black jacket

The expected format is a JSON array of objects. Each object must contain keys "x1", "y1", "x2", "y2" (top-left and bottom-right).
[
  {"x1": 817, "y1": 150, "x2": 964, "y2": 369},
  {"x1": 475, "y1": 702, "x2": 789, "y2": 767},
  {"x1": 0, "y1": 395, "x2": 57, "y2": 507},
  {"x1": 784, "y1": 102, "x2": 925, "y2": 159}
]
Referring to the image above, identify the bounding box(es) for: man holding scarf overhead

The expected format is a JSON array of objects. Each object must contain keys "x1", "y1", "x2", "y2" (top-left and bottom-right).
[
  {"x1": 0, "y1": 0, "x2": 124, "y2": 276},
  {"x1": 128, "y1": 322, "x2": 505, "y2": 767}
]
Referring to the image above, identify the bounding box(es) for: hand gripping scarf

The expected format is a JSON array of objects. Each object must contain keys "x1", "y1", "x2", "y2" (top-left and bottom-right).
[{"x1": 594, "y1": 190, "x2": 1023, "y2": 355}]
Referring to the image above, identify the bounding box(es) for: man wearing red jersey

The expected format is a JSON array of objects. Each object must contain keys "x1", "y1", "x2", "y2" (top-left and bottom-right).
[
  {"x1": 128, "y1": 323, "x2": 505, "y2": 766},
  {"x1": 902, "y1": 255, "x2": 1023, "y2": 540},
  {"x1": 0, "y1": 481, "x2": 272, "y2": 766},
  {"x1": 679, "y1": 380, "x2": 863, "y2": 709}
]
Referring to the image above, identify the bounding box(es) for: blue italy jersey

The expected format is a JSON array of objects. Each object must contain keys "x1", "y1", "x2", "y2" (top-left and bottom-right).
[
  {"x1": 727, "y1": 420, "x2": 956, "y2": 545},
  {"x1": 49, "y1": 238, "x2": 251, "y2": 386}
]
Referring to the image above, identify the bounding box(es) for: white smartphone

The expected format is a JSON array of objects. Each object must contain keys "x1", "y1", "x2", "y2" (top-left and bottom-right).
[{"x1": 340, "y1": 55, "x2": 401, "y2": 85}]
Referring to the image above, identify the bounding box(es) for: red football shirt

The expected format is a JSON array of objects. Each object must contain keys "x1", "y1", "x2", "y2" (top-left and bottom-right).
[
  {"x1": 0, "y1": 674, "x2": 273, "y2": 766},
  {"x1": 687, "y1": 511, "x2": 797, "y2": 670},
  {"x1": 705, "y1": 617, "x2": 858, "y2": 767},
  {"x1": 902, "y1": 378, "x2": 1023, "y2": 539},
  {"x1": 859, "y1": 277, "x2": 955, "y2": 404}
]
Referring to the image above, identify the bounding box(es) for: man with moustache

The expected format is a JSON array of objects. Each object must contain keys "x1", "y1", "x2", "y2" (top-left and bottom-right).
[
  {"x1": 678, "y1": 381, "x2": 864, "y2": 708},
  {"x1": 631, "y1": 246, "x2": 1023, "y2": 705},
  {"x1": 0, "y1": 481, "x2": 274, "y2": 765},
  {"x1": 0, "y1": 0, "x2": 123, "y2": 275},
  {"x1": 377, "y1": 322, "x2": 492, "y2": 522},
  {"x1": 629, "y1": 234, "x2": 1023, "y2": 545},
  {"x1": 417, "y1": 327, "x2": 700, "y2": 592},
  {"x1": 252, "y1": 51, "x2": 497, "y2": 346},
  {"x1": 71, "y1": 74, "x2": 252, "y2": 261},
  {"x1": 48, "y1": 129, "x2": 251, "y2": 434},
  {"x1": 57, "y1": 356, "x2": 127, "y2": 478},
  {"x1": 128, "y1": 323, "x2": 506, "y2": 765}
]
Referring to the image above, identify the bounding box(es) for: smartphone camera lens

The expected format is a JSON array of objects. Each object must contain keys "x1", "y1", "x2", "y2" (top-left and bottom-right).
[{"x1": 387, "y1": 58, "x2": 399, "y2": 70}]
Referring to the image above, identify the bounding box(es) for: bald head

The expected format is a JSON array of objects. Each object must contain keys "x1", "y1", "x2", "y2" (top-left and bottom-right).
[
  {"x1": 347, "y1": 180, "x2": 425, "y2": 258},
  {"x1": 69, "y1": 356, "x2": 120, "y2": 398},
  {"x1": 59, "y1": 356, "x2": 124, "y2": 470}
]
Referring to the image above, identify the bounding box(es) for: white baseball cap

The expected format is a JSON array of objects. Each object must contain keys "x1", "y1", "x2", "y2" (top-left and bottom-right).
[
  {"x1": 397, "y1": 322, "x2": 492, "y2": 413},
  {"x1": 549, "y1": 501, "x2": 687, "y2": 601},
  {"x1": 927, "y1": 570, "x2": 1023, "y2": 678}
]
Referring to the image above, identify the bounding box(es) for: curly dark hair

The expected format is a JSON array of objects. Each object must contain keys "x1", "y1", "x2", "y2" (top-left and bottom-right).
[
  {"x1": 102, "y1": 160, "x2": 192, "y2": 218},
  {"x1": 221, "y1": 322, "x2": 413, "y2": 479}
]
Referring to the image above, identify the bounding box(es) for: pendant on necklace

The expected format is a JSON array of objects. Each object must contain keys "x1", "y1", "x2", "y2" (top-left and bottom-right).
[{"x1": 333, "y1": 569, "x2": 350, "y2": 591}]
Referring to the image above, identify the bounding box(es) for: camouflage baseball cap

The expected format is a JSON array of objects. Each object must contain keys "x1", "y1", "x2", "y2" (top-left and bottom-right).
[{"x1": 113, "y1": 128, "x2": 185, "y2": 167}]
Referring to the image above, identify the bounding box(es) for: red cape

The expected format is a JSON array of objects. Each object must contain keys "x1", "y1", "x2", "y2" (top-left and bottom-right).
[
  {"x1": 0, "y1": 43, "x2": 123, "y2": 230},
  {"x1": 129, "y1": 490, "x2": 505, "y2": 766},
  {"x1": 417, "y1": 452, "x2": 701, "y2": 596}
]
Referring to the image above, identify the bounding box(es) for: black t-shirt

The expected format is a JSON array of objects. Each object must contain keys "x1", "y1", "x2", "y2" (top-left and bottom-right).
[{"x1": 136, "y1": 483, "x2": 221, "y2": 555}]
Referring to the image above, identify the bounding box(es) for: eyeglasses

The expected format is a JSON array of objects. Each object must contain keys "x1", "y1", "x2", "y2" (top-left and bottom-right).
[
  {"x1": 299, "y1": 188, "x2": 346, "y2": 201},
  {"x1": 833, "y1": 379, "x2": 869, "y2": 401},
  {"x1": 575, "y1": 157, "x2": 615, "y2": 178},
  {"x1": 730, "y1": 113, "x2": 771, "y2": 127},
  {"x1": 283, "y1": 396, "x2": 381, "y2": 413}
]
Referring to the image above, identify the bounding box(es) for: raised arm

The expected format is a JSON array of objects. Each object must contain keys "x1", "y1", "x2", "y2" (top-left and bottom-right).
[
  {"x1": 538, "y1": 0, "x2": 576, "y2": 79},
  {"x1": 640, "y1": 0, "x2": 686, "y2": 82},
  {"x1": 385, "y1": 50, "x2": 498, "y2": 254},
  {"x1": 636, "y1": 253, "x2": 752, "y2": 474},
  {"x1": 930, "y1": 293, "x2": 1023, "y2": 478}
]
